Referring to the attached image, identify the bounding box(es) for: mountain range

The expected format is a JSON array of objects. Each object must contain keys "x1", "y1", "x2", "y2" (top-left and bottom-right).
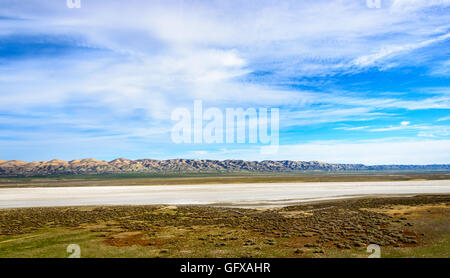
[{"x1": 0, "y1": 158, "x2": 449, "y2": 177}]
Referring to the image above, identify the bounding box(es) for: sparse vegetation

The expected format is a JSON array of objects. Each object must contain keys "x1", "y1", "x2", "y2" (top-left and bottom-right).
[{"x1": 0, "y1": 195, "x2": 448, "y2": 258}]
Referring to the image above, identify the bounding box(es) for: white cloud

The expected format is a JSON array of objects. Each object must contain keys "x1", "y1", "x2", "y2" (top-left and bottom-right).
[
  {"x1": 390, "y1": 0, "x2": 450, "y2": 12},
  {"x1": 334, "y1": 126, "x2": 370, "y2": 131},
  {"x1": 276, "y1": 139, "x2": 450, "y2": 164},
  {"x1": 189, "y1": 139, "x2": 450, "y2": 165},
  {"x1": 430, "y1": 60, "x2": 450, "y2": 77},
  {"x1": 418, "y1": 131, "x2": 436, "y2": 137},
  {"x1": 400, "y1": 121, "x2": 410, "y2": 126},
  {"x1": 0, "y1": 0, "x2": 450, "y2": 161},
  {"x1": 369, "y1": 123, "x2": 450, "y2": 138}
]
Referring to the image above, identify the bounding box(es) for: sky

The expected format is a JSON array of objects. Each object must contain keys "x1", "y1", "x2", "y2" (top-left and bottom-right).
[{"x1": 0, "y1": 0, "x2": 449, "y2": 165}]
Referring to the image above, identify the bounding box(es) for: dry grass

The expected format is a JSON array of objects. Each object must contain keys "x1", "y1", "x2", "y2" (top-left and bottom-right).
[{"x1": 1, "y1": 172, "x2": 449, "y2": 188}]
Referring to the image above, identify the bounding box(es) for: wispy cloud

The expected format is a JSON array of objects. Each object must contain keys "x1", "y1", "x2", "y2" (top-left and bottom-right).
[
  {"x1": 0, "y1": 0, "x2": 449, "y2": 162},
  {"x1": 438, "y1": 115, "x2": 450, "y2": 122},
  {"x1": 334, "y1": 126, "x2": 370, "y2": 131},
  {"x1": 352, "y1": 33, "x2": 450, "y2": 68},
  {"x1": 369, "y1": 122, "x2": 450, "y2": 138}
]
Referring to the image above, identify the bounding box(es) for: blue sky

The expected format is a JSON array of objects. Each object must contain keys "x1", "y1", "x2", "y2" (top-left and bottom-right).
[{"x1": 0, "y1": 0, "x2": 449, "y2": 164}]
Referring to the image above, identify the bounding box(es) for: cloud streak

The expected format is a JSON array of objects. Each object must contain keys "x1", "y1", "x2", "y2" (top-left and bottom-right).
[{"x1": 0, "y1": 0, "x2": 449, "y2": 162}]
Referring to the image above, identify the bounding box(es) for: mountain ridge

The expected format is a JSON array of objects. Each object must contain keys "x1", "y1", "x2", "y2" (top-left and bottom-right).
[{"x1": 0, "y1": 158, "x2": 449, "y2": 177}]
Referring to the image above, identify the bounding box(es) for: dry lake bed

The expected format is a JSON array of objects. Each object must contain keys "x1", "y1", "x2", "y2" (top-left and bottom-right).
[{"x1": 1, "y1": 180, "x2": 449, "y2": 209}]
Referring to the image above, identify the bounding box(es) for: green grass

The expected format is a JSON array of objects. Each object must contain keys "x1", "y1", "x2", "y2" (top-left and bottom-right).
[{"x1": 0, "y1": 228, "x2": 95, "y2": 258}]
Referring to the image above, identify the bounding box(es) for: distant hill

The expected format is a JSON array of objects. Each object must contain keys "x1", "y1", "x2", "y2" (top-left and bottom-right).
[{"x1": 0, "y1": 158, "x2": 449, "y2": 177}]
